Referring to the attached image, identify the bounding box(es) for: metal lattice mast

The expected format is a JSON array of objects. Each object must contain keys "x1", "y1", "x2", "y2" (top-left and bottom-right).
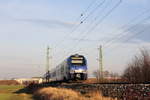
[
  {"x1": 99, "y1": 45, "x2": 103, "y2": 79},
  {"x1": 46, "y1": 46, "x2": 50, "y2": 72}
]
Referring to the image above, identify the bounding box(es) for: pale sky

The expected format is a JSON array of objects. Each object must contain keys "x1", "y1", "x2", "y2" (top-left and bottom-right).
[{"x1": 0, "y1": 0, "x2": 150, "y2": 79}]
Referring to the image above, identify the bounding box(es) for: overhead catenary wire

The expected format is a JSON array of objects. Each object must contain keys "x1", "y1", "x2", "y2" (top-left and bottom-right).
[
  {"x1": 87, "y1": 24, "x2": 150, "y2": 70},
  {"x1": 81, "y1": 0, "x2": 106, "y2": 23},
  {"x1": 68, "y1": 0, "x2": 112, "y2": 53},
  {"x1": 71, "y1": 0, "x2": 122, "y2": 52},
  {"x1": 56, "y1": 1, "x2": 150, "y2": 74},
  {"x1": 84, "y1": 9, "x2": 150, "y2": 54},
  {"x1": 81, "y1": 0, "x2": 98, "y2": 17},
  {"x1": 100, "y1": 8, "x2": 150, "y2": 45},
  {"x1": 57, "y1": 0, "x2": 110, "y2": 61},
  {"x1": 82, "y1": 6, "x2": 150, "y2": 62},
  {"x1": 71, "y1": 0, "x2": 111, "y2": 42},
  {"x1": 79, "y1": 0, "x2": 122, "y2": 41},
  {"x1": 53, "y1": 0, "x2": 108, "y2": 62},
  {"x1": 58, "y1": 0, "x2": 122, "y2": 61},
  {"x1": 55, "y1": 0, "x2": 110, "y2": 63},
  {"x1": 103, "y1": 15, "x2": 150, "y2": 49},
  {"x1": 71, "y1": 3, "x2": 150, "y2": 60},
  {"x1": 66, "y1": 0, "x2": 112, "y2": 54},
  {"x1": 104, "y1": 25, "x2": 150, "y2": 56},
  {"x1": 54, "y1": 0, "x2": 102, "y2": 49},
  {"x1": 73, "y1": 0, "x2": 122, "y2": 50},
  {"x1": 98, "y1": 12, "x2": 150, "y2": 56},
  {"x1": 52, "y1": 0, "x2": 98, "y2": 64}
]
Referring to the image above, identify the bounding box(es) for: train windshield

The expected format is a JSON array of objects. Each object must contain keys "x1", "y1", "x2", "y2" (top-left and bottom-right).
[{"x1": 70, "y1": 57, "x2": 86, "y2": 66}]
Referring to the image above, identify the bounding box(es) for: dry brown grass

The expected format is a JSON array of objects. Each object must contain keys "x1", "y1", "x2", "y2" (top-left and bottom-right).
[
  {"x1": 34, "y1": 87, "x2": 117, "y2": 100},
  {"x1": 0, "y1": 80, "x2": 20, "y2": 85}
]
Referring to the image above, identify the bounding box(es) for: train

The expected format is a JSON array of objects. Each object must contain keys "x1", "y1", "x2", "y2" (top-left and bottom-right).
[{"x1": 49, "y1": 54, "x2": 88, "y2": 81}]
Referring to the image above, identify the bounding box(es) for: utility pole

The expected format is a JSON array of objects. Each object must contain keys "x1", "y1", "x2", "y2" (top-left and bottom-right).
[
  {"x1": 98, "y1": 45, "x2": 103, "y2": 80},
  {"x1": 46, "y1": 46, "x2": 50, "y2": 72},
  {"x1": 46, "y1": 46, "x2": 51, "y2": 82}
]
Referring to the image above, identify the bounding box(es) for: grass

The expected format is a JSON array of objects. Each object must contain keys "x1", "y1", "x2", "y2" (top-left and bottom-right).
[
  {"x1": 0, "y1": 85, "x2": 34, "y2": 100},
  {"x1": 34, "y1": 87, "x2": 116, "y2": 100}
]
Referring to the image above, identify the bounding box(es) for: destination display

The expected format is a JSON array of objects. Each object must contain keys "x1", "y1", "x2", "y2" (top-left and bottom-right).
[
  {"x1": 71, "y1": 57, "x2": 83, "y2": 60},
  {"x1": 71, "y1": 60, "x2": 83, "y2": 64}
]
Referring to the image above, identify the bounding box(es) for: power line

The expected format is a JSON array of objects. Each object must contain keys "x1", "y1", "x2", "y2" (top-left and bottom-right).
[
  {"x1": 84, "y1": 8, "x2": 150, "y2": 54},
  {"x1": 71, "y1": 0, "x2": 122, "y2": 51},
  {"x1": 104, "y1": 25, "x2": 150, "y2": 56},
  {"x1": 72, "y1": 0, "x2": 111, "y2": 43},
  {"x1": 101, "y1": 9, "x2": 150, "y2": 46},
  {"x1": 82, "y1": 10, "x2": 150, "y2": 54},
  {"x1": 81, "y1": 0, "x2": 122, "y2": 39},
  {"x1": 54, "y1": 0, "x2": 101, "y2": 49},
  {"x1": 74, "y1": 0, "x2": 122, "y2": 48},
  {"x1": 103, "y1": 15, "x2": 150, "y2": 49},
  {"x1": 53, "y1": 1, "x2": 106, "y2": 62},
  {"x1": 81, "y1": 0, "x2": 106, "y2": 23},
  {"x1": 72, "y1": 7, "x2": 150, "y2": 62},
  {"x1": 58, "y1": 0, "x2": 122, "y2": 61},
  {"x1": 55, "y1": 0, "x2": 109, "y2": 62},
  {"x1": 66, "y1": 0, "x2": 112, "y2": 53},
  {"x1": 81, "y1": 0, "x2": 98, "y2": 17}
]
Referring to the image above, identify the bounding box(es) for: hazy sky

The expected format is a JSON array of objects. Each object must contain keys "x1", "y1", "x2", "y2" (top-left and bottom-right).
[{"x1": 0, "y1": 0, "x2": 150, "y2": 79}]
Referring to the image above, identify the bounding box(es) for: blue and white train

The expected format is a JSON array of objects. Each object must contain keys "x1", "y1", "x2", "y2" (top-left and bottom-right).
[{"x1": 50, "y1": 54, "x2": 88, "y2": 81}]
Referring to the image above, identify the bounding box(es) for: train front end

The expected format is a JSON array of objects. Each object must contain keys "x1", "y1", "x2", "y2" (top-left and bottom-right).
[{"x1": 68, "y1": 54, "x2": 88, "y2": 80}]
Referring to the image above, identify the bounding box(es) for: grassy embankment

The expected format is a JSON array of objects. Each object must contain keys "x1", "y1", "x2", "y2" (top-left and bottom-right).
[
  {"x1": 0, "y1": 79, "x2": 117, "y2": 100},
  {"x1": 0, "y1": 85, "x2": 33, "y2": 100},
  {"x1": 34, "y1": 87, "x2": 117, "y2": 100}
]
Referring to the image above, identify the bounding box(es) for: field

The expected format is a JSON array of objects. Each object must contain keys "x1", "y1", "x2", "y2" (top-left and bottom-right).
[{"x1": 0, "y1": 85, "x2": 33, "y2": 100}]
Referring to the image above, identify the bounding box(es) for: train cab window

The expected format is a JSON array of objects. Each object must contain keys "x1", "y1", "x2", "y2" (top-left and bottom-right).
[{"x1": 70, "y1": 57, "x2": 86, "y2": 66}]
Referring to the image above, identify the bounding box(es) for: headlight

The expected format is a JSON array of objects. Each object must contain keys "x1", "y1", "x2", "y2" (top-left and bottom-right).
[
  {"x1": 70, "y1": 70, "x2": 74, "y2": 73},
  {"x1": 82, "y1": 70, "x2": 87, "y2": 73}
]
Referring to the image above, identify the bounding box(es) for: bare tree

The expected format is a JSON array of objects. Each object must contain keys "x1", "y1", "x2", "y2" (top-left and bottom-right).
[{"x1": 123, "y1": 49, "x2": 150, "y2": 83}]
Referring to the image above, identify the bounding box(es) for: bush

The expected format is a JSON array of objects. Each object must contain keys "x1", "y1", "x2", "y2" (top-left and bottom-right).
[{"x1": 123, "y1": 49, "x2": 150, "y2": 83}]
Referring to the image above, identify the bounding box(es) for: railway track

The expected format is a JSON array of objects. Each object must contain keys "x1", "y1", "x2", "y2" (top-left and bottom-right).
[
  {"x1": 54, "y1": 82, "x2": 150, "y2": 100},
  {"x1": 27, "y1": 81, "x2": 150, "y2": 100}
]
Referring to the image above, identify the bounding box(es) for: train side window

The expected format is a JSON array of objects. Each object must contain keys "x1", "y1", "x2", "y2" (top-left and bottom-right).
[{"x1": 61, "y1": 66, "x2": 64, "y2": 74}]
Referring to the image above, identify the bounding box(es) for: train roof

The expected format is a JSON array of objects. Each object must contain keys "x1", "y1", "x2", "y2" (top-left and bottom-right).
[{"x1": 69, "y1": 54, "x2": 85, "y2": 58}]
